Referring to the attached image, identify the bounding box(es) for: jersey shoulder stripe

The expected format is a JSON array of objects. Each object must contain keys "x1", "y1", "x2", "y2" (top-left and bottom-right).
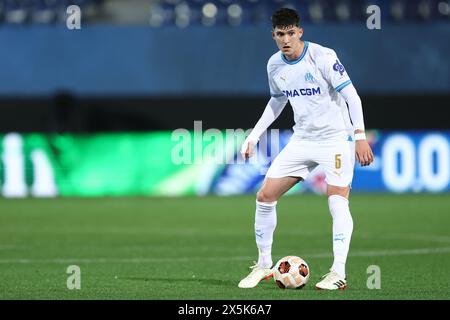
[{"x1": 335, "y1": 80, "x2": 352, "y2": 92}]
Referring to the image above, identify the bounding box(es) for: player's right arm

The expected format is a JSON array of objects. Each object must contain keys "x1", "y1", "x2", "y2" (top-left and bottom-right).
[
  {"x1": 241, "y1": 58, "x2": 288, "y2": 160},
  {"x1": 241, "y1": 95, "x2": 288, "y2": 159}
]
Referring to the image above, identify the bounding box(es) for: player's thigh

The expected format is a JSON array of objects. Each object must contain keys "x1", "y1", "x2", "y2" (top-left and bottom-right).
[
  {"x1": 266, "y1": 140, "x2": 317, "y2": 183},
  {"x1": 317, "y1": 140, "x2": 355, "y2": 192},
  {"x1": 257, "y1": 177, "x2": 301, "y2": 203}
]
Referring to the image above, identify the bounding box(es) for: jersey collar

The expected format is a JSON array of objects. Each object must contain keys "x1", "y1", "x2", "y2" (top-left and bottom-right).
[{"x1": 281, "y1": 41, "x2": 309, "y2": 65}]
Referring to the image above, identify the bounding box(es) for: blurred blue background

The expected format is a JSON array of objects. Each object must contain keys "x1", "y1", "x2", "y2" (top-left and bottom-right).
[
  {"x1": 0, "y1": 0, "x2": 449, "y2": 196},
  {"x1": 0, "y1": 0, "x2": 449, "y2": 96}
]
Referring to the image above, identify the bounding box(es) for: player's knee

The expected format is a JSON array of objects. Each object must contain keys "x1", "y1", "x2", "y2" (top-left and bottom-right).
[
  {"x1": 327, "y1": 185, "x2": 350, "y2": 199},
  {"x1": 256, "y1": 190, "x2": 277, "y2": 203}
]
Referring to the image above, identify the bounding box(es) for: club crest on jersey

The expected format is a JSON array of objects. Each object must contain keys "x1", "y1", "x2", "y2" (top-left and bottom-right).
[
  {"x1": 333, "y1": 59, "x2": 345, "y2": 76},
  {"x1": 304, "y1": 72, "x2": 314, "y2": 83}
]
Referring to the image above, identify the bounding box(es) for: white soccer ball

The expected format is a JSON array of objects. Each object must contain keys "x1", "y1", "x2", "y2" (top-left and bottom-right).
[{"x1": 273, "y1": 255, "x2": 310, "y2": 289}]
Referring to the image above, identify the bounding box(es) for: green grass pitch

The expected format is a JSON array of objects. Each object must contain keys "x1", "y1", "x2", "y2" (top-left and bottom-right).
[{"x1": 0, "y1": 194, "x2": 449, "y2": 300}]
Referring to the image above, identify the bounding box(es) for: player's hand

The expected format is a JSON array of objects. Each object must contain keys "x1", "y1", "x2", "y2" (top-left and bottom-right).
[
  {"x1": 355, "y1": 140, "x2": 374, "y2": 166},
  {"x1": 240, "y1": 138, "x2": 256, "y2": 160}
]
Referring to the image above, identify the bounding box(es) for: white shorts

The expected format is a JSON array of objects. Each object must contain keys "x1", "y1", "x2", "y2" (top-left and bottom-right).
[{"x1": 266, "y1": 139, "x2": 355, "y2": 187}]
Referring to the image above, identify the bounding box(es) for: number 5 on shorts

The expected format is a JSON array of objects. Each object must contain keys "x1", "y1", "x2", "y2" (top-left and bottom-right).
[{"x1": 335, "y1": 154, "x2": 342, "y2": 169}]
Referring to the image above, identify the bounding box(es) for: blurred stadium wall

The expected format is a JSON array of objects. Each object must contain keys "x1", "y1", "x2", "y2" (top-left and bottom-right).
[{"x1": 0, "y1": 0, "x2": 449, "y2": 197}]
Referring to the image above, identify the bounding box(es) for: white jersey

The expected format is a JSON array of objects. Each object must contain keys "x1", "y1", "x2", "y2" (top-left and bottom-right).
[{"x1": 267, "y1": 41, "x2": 354, "y2": 141}]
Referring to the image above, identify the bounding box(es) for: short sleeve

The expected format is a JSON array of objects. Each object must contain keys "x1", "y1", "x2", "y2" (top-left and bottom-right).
[{"x1": 319, "y1": 50, "x2": 352, "y2": 93}]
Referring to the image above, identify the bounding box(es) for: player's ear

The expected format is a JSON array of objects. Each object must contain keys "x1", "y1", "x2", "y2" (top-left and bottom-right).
[
  {"x1": 272, "y1": 31, "x2": 276, "y2": 39},
  {"x1": 298, "y1": 27, "x2": 303, "y2": 39}
]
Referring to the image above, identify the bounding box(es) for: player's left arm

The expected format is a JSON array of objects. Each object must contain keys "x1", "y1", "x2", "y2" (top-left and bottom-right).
[
  {"x1": 339, "y1": 84, "x2": 374, "y2": 166},
  {"x1": 319, "y1": 50, "x2": 374, "y2": 166}
]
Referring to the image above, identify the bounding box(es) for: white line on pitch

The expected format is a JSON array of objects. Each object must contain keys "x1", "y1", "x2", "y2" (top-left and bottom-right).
[{"x1": 0, "y1": 247, "x2": 449, "y2": 264}]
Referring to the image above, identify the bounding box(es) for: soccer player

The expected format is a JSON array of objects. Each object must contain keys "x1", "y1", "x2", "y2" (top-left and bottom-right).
[{"x1": 238, "y1": 8, "x2": 374, "y2": 290}]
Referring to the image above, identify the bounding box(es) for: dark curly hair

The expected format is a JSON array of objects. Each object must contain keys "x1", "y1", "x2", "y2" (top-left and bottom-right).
[{"x1": 271, "y1": 8, "x2": 300, "y2": 29}]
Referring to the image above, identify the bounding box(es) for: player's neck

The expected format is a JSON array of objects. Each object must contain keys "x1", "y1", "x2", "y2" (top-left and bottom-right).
[{"x1": 283, "y1": 41, "x2": 304, "y2": 62}]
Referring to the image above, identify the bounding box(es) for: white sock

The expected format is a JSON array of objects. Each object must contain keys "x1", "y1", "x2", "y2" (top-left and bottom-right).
[
  {"x1": 255, "y1": 200, "x2": 277, "y2": 268},
  {"x1": 328, "y1": 195, "x2": 353, "y2": 278}
]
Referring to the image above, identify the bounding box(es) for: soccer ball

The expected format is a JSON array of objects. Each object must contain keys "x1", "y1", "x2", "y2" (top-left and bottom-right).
[{"x1": 273, "y1": 255, "x2": 310, "y2": 289}]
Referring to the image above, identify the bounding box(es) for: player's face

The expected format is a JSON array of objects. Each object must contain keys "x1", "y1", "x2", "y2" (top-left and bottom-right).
[{"x1": 272, "y1": 25, "x2": 304, "y2": 59}]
